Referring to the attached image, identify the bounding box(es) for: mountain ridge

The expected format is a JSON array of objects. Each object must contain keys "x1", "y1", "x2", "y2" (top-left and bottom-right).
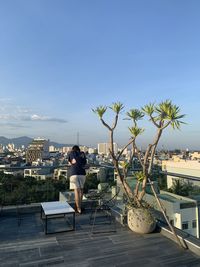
[{"x1": 0, "y1": 136, "x2": 74, "y2": 148}]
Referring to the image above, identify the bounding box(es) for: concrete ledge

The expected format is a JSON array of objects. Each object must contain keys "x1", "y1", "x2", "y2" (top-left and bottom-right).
[
  {"x1": 1, "y1": 203, "x2": 41, "y2": 215},
  {"x1": 1, "y1": 200, "x2": 96, "y2": 216},
  {"x1": 158, "y1": 221, "x2": 200, "y2": 256}
]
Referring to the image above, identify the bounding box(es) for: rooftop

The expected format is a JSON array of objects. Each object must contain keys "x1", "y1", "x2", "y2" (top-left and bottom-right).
[{"x1": 0, "y1": 206, "x2": 200, "y2": 267}]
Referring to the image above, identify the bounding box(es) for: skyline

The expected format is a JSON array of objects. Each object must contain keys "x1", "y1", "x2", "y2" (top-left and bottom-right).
[{"x1": 0, "y1": 1, "x2": 200, "y2": 149}]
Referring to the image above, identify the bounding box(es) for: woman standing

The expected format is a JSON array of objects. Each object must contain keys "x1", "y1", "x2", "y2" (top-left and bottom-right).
[{"x1": 68, "y1": 145, "x2": 86, "y2": 214}]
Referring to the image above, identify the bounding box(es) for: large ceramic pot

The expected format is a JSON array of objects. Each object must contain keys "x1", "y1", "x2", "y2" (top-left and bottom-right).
[{"x1": 127, "y1": 207, "x2": 156, "y2": 234}]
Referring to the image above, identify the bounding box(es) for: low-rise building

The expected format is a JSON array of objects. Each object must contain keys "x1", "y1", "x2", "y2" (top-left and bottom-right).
[
  {"x1": 191, "y1": 152, "x2": 200, "y2": 161},
  {"x1": 144, "y1": 191, "x2": 199, "y2": 238},
  {"x1": 24, "y1": 168, "x2": 52, "y2": 180},
  {"x1": 162, "y1": 160, "x2": 200, "y2": 188},
  {"x1": 53, "y1": 168, "x2": 68, "y2": 180}
]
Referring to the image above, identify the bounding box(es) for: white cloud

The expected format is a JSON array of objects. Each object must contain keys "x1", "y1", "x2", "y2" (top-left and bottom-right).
[
  {"x1": 29, "y1": 114, "x2": 67, "y2": 123},
  {"x1": 0, "y1": 101, "x2": 67, "y2": 124},
  {"x1": 0, "y1": 114, "x2": 16, "y2": 120},
  {"x1": 16, "y1": 106, "x2": 32, "y2": 114},
  {"x1": 0, "y1": 122, "x2": 27, "y2": 129},
  {"x1": 31, "y1": 114, "x2": 44, "y2": 120}
]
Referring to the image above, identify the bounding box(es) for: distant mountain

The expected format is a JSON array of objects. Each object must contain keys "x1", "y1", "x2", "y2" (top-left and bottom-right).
[
  {"x1": 0, "y1": 136, "x2": 74, "y2": 148},
  {"x1": 49, "y1": 141, "x2": 75, "y2": 148},
  {"x1": 0, "y1": 136, "x2": 33, "y2": 147}
]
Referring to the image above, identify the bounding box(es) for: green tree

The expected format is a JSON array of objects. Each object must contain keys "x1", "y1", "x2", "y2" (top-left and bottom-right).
[
  {"x1": 0, "y1": 173, "x2": 69, "y2": 205},
  {"x1": 168, "y1": 179, "x2": 193, "y2": 196},
  {"x1": 84, "y1": 173, "x2": 99, "y2": 193}
]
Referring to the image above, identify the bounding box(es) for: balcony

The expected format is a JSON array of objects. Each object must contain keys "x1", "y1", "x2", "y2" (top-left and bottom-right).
[
  {"x1": 1, "y1": 167, "x2": 200, "y2": 266},
  {"x1": 0, "y1": 203, "x2": 200, "y2": 266}
]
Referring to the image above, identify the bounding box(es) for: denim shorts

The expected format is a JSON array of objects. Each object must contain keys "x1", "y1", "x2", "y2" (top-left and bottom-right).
[{"x1": 70, "y1": 175, "x2": 86, "y2": 189}]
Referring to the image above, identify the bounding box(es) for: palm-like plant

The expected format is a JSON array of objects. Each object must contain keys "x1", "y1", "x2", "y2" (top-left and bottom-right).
[
  {"x1": 110, "y1": 102, "x2": 124, "y2": 114},
  {"x1": 93, "y1": 100, "x2": 186, "y2": 247},
  {"x1": 126, "y1": 109, "x2": 144, "y2": 125},
  {"x1": 93, "y1": 100, "x2": 185, "y2": 204},
  {"x1": 92, "y1": 106, "x2": 107, "y2": 119}
]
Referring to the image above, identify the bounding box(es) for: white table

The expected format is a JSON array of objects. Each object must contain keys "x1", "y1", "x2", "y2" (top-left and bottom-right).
[{"x1": 40, "y1": 201, "x2": 75, "y2": 234}]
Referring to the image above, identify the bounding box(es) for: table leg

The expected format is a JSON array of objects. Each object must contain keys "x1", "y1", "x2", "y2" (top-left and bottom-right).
[
  {"x1": 73, "y1": 212, "x2": 75, "y2": 230},
  {"x1": 45, "y1": 215, "x2": 47, "y2": 234}
]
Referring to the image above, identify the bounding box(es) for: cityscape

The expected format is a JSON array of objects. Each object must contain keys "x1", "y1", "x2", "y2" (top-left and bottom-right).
[
  {"x1": 1, "y1": 136, "x2": 200, "y2": 237},
  {"x1": 1, "y1": 0, "x2": 200, "y2": 266}
]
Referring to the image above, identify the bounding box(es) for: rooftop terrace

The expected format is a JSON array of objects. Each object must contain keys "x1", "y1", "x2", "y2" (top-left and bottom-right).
[{"x1": 0, "y1": 206, "x2": 200, "y2": 267}]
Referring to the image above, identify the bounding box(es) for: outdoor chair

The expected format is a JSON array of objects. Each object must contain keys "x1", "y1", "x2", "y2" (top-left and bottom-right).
[
  {"x1": 90, "y1": 186, "x2": 120, "y2": 234},
  {"x1": 84, "y1": 183, "x2": 111, "y2": 217}
]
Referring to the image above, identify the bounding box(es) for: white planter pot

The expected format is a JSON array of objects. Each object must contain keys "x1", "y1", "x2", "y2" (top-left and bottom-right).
[{"x1": 127, "y1": 207, "x2": 156, "y2": 234}]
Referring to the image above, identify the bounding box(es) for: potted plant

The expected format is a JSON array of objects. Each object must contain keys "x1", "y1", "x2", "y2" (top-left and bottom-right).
[{"x1": 93, "y1": 100, "x2": 185, "y2": 243}]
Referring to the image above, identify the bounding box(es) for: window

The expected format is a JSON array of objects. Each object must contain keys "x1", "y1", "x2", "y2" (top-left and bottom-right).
[
  {"x1": 182, "y1": 221, "x2": 189, "y2": 230},
  {"x1": 192, "y1": 220, "x2": 196, "y2": 228}
]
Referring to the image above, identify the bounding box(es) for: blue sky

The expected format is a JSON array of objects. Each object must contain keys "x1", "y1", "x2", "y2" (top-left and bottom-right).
[{"x1": 0, "y1": 0, "x2": 200, "y2": 149}]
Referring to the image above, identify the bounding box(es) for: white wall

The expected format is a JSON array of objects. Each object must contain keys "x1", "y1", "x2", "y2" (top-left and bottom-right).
[{"x1": 144, "y1": 192, "x2": 198, "y2": 238}]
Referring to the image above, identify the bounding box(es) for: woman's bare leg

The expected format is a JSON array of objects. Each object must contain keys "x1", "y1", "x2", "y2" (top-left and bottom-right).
[
  {"x1": 80, "y1": 189, "x2": 84, "y2": 202},
  {"x1": 74, "y1": 188, "x2": 81, "y2": 212}
]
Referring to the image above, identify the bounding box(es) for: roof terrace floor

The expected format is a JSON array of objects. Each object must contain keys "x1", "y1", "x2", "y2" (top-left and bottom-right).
[{"x1": 0, "y1": 209, "x2": 200, "y2": 267}]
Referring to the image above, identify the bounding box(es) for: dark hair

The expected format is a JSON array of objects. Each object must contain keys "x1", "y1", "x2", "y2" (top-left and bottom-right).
[{"x1": 72, "y1": 145, "x2": 80, "y2": 152}]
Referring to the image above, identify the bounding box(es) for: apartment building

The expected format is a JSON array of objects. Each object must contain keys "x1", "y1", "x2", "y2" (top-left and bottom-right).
[
  {"x1": 26, "y1": 138, "x2": 50, "y2": 164},
  {"x1": 98, "y1": 142, "x2": 118, "y2": 155}
]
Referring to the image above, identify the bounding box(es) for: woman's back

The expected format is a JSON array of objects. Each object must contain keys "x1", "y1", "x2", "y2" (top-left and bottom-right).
[{"x1": 68, "y1": 150, "x2": 86, "y2": 176}]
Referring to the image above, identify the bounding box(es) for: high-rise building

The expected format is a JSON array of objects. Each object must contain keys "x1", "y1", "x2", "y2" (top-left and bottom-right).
[
  {"x1": 0, "y1": 144, "x2": 3, "y2": 153},
  {"x1": 98, "y1": 143, "x2": 107, "y2": 155},
  {"x1": 26, "y1": 138, "x2": 50, "y2": 163},
  {"x1": 79, "y1": 146, "x2": 88, "y2": 153},
  {"x1": 7, "y1": 143, "x2": 15, "y2": 152},
  {"x1": 88, "y1": 147, "x2": 97, "y2": 154},
  {"x1": 98, "y1": 142, "x2": 118, "y2": 155},
  {"x1": 62, "y1": 146, "x2": 72, "y2": 153},
  {"x1": 49, "y1": 145, "x2": 55, "y2": 152}
]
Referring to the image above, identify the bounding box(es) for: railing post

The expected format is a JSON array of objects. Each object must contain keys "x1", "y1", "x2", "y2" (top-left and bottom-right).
[{"x1": 196, "y1": 203, "x2": 200, "y2": 239}]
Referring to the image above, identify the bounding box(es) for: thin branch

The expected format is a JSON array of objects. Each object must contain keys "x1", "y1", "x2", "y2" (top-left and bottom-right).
[
  {"x1": 148, "y1": 129, "x2": 162, "y2": 174},
  {"x1": 148, "y1": 178, "x2": 187, "y2": 249},
  {"x1": 109, "y1": 131, "x2": 115, "y2": 158},
  {"x1": 133, "y1": 142, "x2": 144, "y2": 168},
  {"x1": 117, "y1": 138, "x2": 135, "y2": 161},
  {"x1": 134, "y1": 181, "x2": 140, "y2": 196},
  {"x1": 112, "y1": 114, "x2": 119, "y2": 130},
  {"x1": 143, "y1": 144, "x2": 153, "y2": 170},
  {"x1": 100, "y1": 118, "x2": 112, "y2": 131},
  {"x1": 150, "y1": 114, "x2": 160, "y2": 128},
  {"x1": 161, "y1": 120, "x2": 171, "y2": 130}
]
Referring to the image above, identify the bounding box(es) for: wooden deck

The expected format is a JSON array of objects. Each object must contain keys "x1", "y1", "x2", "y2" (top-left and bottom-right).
[{"x1": 0, "y1": 210, "x2": 200, "y2": 266}]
